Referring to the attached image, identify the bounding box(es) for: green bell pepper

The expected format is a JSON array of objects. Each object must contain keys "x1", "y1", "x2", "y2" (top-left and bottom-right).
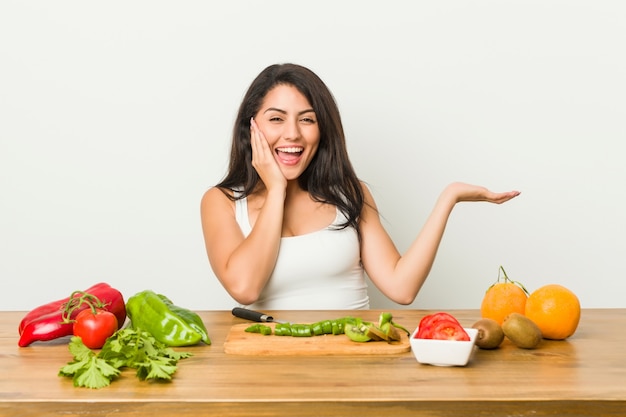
[{"x1": 126, "y1": 290, "x2": 211, "y2": 346}]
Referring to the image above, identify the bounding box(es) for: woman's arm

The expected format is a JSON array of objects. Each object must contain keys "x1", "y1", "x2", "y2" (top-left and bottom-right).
[
  {"x1": 359, "y1": 182, "x2": 520, "y2": 305},
  {"x1": 200, "y1": 119, "x2": 287, "y2": 305},
  {"x1": 200, "y1": 186, "x2": 285, "y2": 305}
]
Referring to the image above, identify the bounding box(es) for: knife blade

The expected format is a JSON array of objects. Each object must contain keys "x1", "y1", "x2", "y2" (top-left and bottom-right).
[{"x1": 231, "y1": 307, "x2": 286, "y2": 323}]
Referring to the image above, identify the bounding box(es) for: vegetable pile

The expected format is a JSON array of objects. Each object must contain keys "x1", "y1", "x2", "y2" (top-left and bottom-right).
[
  {"x1": 17, "y1": 283, "x2": 211, "y2": 389},
  {"x1": 245, "y1": 312, "x2": 409, "y2": 343}
]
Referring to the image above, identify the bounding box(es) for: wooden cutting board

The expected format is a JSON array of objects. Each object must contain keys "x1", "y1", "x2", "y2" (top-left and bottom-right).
[{"x1": 224, "y1": 323, "x2": 411, "y2": 355}]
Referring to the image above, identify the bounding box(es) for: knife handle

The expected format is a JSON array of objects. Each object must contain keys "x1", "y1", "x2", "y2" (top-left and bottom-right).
[{"x1": 232, "y1": 307, "x2": 274, "y2": 323}]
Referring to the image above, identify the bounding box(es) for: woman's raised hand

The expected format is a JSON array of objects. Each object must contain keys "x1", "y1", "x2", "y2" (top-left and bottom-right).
[
  {"x1": 250, "y1": 118, "x2": 287, "y2": 192},
  {"x1": 445, "y1": 182, "x2": 521, "y2": 204}
]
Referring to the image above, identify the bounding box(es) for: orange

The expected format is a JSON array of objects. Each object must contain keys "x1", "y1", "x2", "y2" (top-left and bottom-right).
[
  {"x1": 480, "y1": 266, "x2": 528, "y2": 325},
  {"x1": 525, "y1": 284, "x2": 581, "y2": 340}
]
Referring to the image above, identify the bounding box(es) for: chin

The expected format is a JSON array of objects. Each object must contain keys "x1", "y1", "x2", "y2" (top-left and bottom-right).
[{"x1": 281, "y1": 168, "x2": 305, "y2": 181}]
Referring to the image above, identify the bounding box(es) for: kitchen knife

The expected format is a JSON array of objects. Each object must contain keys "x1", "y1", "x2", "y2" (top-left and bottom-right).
[{"x1": 232, "y1": 307, "x2": 287, "y2": 323}]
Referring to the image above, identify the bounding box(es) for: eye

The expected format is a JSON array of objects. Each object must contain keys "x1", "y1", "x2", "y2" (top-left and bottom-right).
[{"x1": 300, "y1": 116, "x2": 316, "y2": 124}]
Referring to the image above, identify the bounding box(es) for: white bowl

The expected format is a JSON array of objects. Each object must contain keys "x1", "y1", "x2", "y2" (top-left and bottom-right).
[{"x1": 410, "y1": 327, "x2": 478, "y2": 366}]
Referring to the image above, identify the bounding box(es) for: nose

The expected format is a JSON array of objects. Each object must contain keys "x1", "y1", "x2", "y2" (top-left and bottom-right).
[{"x1": 281, "y1": 118, "x2": 301, "y2": 141}]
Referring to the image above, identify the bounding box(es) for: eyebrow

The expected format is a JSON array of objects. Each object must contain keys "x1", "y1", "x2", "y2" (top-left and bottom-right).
[{"x1": 263, "y1": 107, "x2": 315, "y2": 116}]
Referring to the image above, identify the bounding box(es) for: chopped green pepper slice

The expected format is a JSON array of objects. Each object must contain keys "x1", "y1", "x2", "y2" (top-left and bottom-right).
[
  {"x1": 311, "y1": 322, "x2": 324, "y2": 336},
  {"x1": 290, "y1": 324, "x2": 312, "y2": 337},
  {"x1": 245, "y1": 323, "x2": 272, "y2": 335},
  {"x1": 275, "y1": 323, "x2": 292, "y2": 336}
]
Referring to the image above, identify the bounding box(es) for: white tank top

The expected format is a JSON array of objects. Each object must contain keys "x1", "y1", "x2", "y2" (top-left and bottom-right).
[{"x1": 235, "y1": 196, "x2": 370, "y2": 310}]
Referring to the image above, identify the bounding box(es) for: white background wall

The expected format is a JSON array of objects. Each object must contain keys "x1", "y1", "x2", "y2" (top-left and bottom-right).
[{"x1": 2, "y1": 1, "x2": 624, "y2": 312}]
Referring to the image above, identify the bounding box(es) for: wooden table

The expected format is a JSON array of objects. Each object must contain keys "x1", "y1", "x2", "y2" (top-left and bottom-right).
[{"x1": 1, "y1": 309, "x2": 625, "y2": 417}]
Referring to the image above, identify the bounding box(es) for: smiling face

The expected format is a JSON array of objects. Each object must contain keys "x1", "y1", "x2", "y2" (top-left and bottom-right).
[{"x1": 254, "y1": 84, "x2": 320, "y2": 182}]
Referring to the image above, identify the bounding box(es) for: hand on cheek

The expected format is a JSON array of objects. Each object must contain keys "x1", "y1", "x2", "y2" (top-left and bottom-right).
[{"x1": 250, "y1": 118, "x2": 287, "y2": 191}]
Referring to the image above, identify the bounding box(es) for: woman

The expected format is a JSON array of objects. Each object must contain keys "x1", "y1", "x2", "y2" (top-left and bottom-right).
[{"x1": 200, "y1": 63, "x2": 519, "y2": 310}]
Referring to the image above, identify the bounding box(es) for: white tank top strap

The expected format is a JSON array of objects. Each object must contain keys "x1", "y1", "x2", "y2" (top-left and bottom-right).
[{"x1": 234, "y1": 194, "x2": 252, "y2": 236}]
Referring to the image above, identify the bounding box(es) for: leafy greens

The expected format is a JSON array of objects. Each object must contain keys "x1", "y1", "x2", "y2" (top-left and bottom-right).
[{"x1": 59, "y1": 328, "x2": 192, "y2": 389}]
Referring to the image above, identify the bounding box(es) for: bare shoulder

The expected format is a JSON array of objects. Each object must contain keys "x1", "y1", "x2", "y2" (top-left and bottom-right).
[
  {"x1": 201, "y1": 187, "x2": 234, "y2": 216},
  {"x1": 359, "y1": 181, "x2": 379, "y2": 209},
  {"x1": 358, "y1": 181, "x2": 383, "y2": 227}
]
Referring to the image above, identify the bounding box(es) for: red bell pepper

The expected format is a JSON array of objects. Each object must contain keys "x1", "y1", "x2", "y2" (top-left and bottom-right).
[{"x1": 18, "y1": 282, "x2": 126, "y2": 347}]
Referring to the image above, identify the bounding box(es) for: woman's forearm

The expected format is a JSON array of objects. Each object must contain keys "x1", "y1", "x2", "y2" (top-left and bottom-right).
[
  {"x1": 390, "y1": 188, "x2": 457, "y2": 303},
  {"x1": 209, "y1": 188, "x2": 286, "y2": 305},
  {"x1": 368, "y1": 182, "x2": 519, "y2": 305}
]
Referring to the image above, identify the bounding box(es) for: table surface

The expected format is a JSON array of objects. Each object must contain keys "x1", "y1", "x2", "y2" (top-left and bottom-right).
[{"x1": 1, "y1": 309, "x2": 625, "y2": 417}]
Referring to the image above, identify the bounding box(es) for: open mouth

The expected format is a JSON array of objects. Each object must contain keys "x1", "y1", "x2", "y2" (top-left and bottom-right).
[{"x1": 276, "y1": 146, "x2": 304, "y2": 164}]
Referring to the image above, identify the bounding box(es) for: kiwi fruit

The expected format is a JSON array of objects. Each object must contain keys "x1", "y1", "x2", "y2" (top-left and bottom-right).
[
  {"x1": 471, "y1": 318, "x2": 505, "y2": 349},
  {"x1": 366, "y1": 325, "x2": 387, "y2": 341},
  {"x1": 502, "y1": 312, "x2": 542, "y2": 349},
  {"x1": 344, "y1": 322, "x2": 372, "y2": 343}
]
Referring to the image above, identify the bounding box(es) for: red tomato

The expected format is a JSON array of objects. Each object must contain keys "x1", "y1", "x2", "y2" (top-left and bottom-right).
[
  {"x1": 430, "y1": 320, "x2": 470, "y2": 341},
  {"x1": 416, "y1": 312, "x2": 462, "y2": 339},
  {"x1": 73, "y1": 308, "x2": 118, "y2": 349}
]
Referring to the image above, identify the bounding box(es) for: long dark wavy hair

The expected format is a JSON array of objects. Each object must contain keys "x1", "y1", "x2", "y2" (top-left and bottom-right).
[{"x1": 216, "y1": 63, "x2": 364, "y2": 234}]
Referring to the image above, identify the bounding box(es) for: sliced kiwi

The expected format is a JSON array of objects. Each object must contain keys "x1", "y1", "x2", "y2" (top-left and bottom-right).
[
  {"x1": 366, "y1": 325, "x2": 388, "y2": 341},
  {"x1": 344, "y1": 322, "x2": 372, "y2": 343},
  {"x1": 381, "y1": 322, "x2": 401, "y2": 341}
]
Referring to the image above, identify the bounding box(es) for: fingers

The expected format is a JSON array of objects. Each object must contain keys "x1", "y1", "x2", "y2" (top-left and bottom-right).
[
  {"x1": 250, "y1": 118, "x2": 263, "y2": 161},
  {"x1": 448, "y1": 183, "x2": 520, "y2": 204},
  {"x1": 488, "y1": 190, "x2": 521, "y2": 204},
  {"x1": 250, "y1": 118, "x2": 271, "y2": 166},
  {"x1": 250, "y1": 118, "x2": 287, "y2": 190}
]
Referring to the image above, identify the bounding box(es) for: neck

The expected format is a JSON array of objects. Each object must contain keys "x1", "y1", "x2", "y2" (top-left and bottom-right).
[{"x1": 285, "y1": 179, "x2": 303, "y2": 196}]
